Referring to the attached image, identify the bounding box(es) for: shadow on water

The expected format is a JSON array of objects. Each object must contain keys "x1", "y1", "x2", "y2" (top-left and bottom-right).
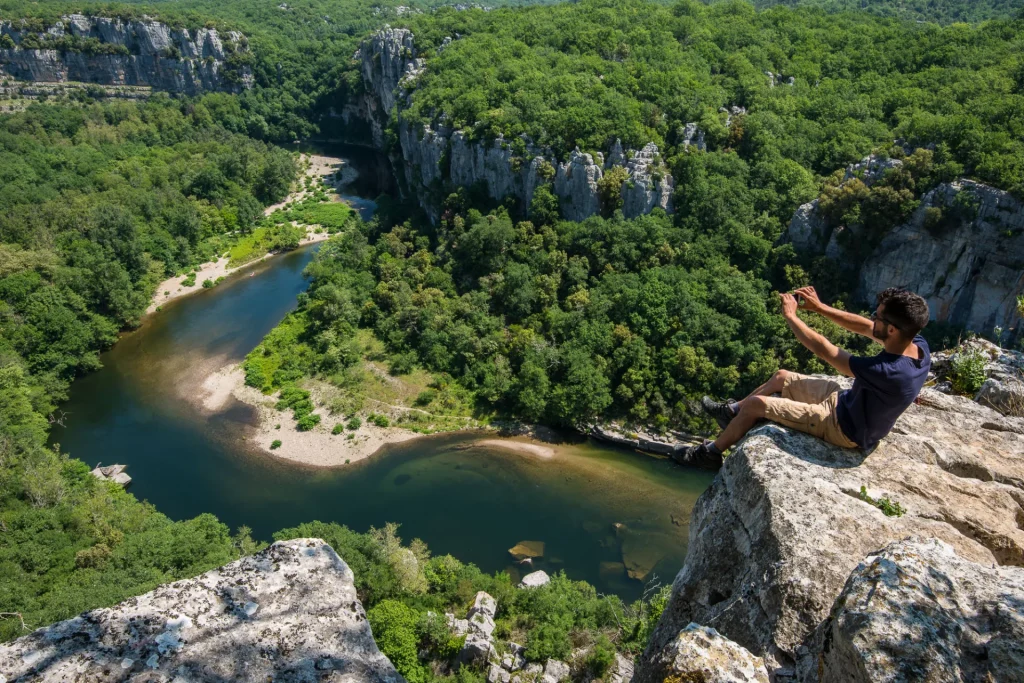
[{"x1": 50, "y1": 148, "x2": 715, "y2": 601}]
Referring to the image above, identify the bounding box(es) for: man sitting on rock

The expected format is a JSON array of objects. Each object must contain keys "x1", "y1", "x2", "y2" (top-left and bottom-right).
[{"x1": 673, "y1": 286, "x2": 931, "y2": 469}]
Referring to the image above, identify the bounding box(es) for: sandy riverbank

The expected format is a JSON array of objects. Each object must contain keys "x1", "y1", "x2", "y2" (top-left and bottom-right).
[
  {"x1": 146, "y1": 230, "x2": 330, "y2": 314},
  {"x1": 473, "y1": 439, "x2": 555, "y2": 458},
  {"x1": 196, "y1": 364, "x2": 567, "y2": 467},
  {"x1": 147, "y1": 153, "x2": 356, "y2": 314},
  {"x1": 198, "y1": 364, "x2": 443, "y2": 466}
]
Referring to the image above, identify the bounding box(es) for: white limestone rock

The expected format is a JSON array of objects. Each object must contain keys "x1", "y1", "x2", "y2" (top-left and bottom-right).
[
  {"x1": 817, "y1": 538, "x2": 1024, "y2": 683},
  {"x1": 541, "y1": 658, "x2": 571, "y2": 683},
  {"x1": 360, "y1": 25, "x2": 417, "y2": 116},
  {"x1": 0, "y1": 539, "x2": 404, "y2": 682},
  {"x1": 0, "y1": 16, "x2": 250, "y2": 94},
  {"x1": 642, "y1": 623, "x2": 768, "y2": 683},
  {"x1": 519, "y1": 570, "x2": 551, "y2": 589},
  {"x1": 620, "y1": 142, "x2": 673, "y2": 218}
]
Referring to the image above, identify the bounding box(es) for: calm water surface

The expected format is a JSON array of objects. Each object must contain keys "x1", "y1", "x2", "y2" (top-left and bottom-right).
[{"x1": 52, "y1": 155, "x2": 714, "y2": 601}]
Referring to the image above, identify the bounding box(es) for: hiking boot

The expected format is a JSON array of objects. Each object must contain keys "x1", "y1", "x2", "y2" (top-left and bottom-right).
[
  {"x1": 701, "y1": 396, "x2": 738, "y2": 430},
  {"x1": 670, "y1": 441, "x2": 723, "y2": 471}
]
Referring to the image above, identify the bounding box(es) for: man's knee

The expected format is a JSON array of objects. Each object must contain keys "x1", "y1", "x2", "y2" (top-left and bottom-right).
[
  {"x1": 773, "y1": 369, "x2": 791, "y2": 385},
  {"x1": 738, "y1": 395, "x2": 768, "y2": 418}
]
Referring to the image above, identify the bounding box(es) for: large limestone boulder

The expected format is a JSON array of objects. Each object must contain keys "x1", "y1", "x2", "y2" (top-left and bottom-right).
[
  {"x1": 637, "y1": 384, "x2": 1024, "y2": 681},
  {"x1": 0, "y1": 538, "x2": 405, "y2": 682},
  {"x1": 641, "y1": 623, "x2": 768, "y2": 683},
  {"x1": 817, "y1": 538, "x2": 1024, "y2": 682}
]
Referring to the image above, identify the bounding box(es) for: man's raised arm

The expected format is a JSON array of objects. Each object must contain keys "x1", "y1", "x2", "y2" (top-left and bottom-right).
[
  {"x1": 795, "y1": 286, "x2": 879, "y2": 342},
  {"x1": 781, "y1": 292, "x2": 854, "y2": 377}
]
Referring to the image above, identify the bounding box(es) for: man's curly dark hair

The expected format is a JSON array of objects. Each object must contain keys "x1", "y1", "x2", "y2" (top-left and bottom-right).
[{"x1": 877, "y1": 287, "x2": 929, "y2": 339}]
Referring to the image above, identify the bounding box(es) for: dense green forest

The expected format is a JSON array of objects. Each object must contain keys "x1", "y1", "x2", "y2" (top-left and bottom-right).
[
  {"x1": 729, "y1": 0, "x2": 1024, "y2": 24},
  {"x1": 2, "y1": 0, "x2": 1023, "y2": 676},
  {"x1": 0, "y1": 95, "x2": 300, "y2": 641},
  {"x1": 400, "y1": 0, "x2": 1023, "y2": 193}
]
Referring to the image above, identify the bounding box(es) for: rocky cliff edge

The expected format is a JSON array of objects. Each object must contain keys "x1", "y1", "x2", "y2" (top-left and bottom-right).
[
  {"x1": 636, "y1": 380, "x2": 1024, "y2": 682},
  {"x1": 0, "y1": 15, "x2": 252, "y2": 95},
  {"x1": 0, "y1": 538, "x2": 405, "y2": 682}
]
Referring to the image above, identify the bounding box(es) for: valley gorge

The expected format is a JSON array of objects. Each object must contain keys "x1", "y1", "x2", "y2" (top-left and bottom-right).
[{"x1": 2, "y1": 1, "x2": 1024, "y2": 681}]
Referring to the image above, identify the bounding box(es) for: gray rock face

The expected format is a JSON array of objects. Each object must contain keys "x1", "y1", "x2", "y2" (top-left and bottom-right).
[
  {"x1": 554, "y1": 148, "x2": 603, "y2": 221},
  {"x1": 541, "y1": 658, "x2": 570, "y2": 683},
  {"x1": 817, "y1": 538, "x2": 1024, "y2": 683},
  {"x1": 641, "y1": 623, "x2": 768, "y2": 683},
  {"x1": 0, "y1": 538, "x2": 405, "y2": 682},
  {"x1": 636, "y1": 383, "x2": 1024, "y2": 681},
  {"x1": 619, "y1": 142, "x2": 674, "y2": 218},
  {"x1": 0, "y1": 15, "x2": 251, "y2": 94},
  {"x1": 858, "y1": 179, "x2": 1024, "y2": 337},
  {"x1": 358, "y1": 25, "x2": 419, "y2": 117},
  {"x1": 353, "y1": 28, "x2": 674, "y2": 223},
  {"x1": 782, "y1": 155, "x2": 1024, "y2": 338}
]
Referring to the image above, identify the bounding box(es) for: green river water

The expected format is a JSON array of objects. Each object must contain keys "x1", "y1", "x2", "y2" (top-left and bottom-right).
[{"x1": 51, "y1": 150, "x2": 714, "y2": 600}]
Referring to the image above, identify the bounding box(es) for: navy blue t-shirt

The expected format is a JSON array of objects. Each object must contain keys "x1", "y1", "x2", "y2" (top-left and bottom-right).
[{"x1": 836, "y1": 335, "x2": 930, "y2": 450}]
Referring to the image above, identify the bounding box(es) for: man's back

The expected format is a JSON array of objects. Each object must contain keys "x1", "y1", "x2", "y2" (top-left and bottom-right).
[{"x1": 837, "y1": 335, "x2": 931, "y2": 450}]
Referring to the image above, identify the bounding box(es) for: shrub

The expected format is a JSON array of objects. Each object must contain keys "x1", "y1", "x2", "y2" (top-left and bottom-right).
[
  {"x1": 950, "y1": 347, "x2": 987, "y2": 395},
  {"x1": 332, "y1": 423, "x2": 344, "y2": 435},
  {"x1": 414, "y1": 389, "x2": 437, "y2": 406},
  {"x1": 297, "y1": 413, "x2": 320, "y2": 431},
  {"x1": 369, "y1": 413, "x2": 390, "y2": 428},
  {"x1": 202, "y1": 278, "x2": 214, "y2": 288},
  {"x1": 366, "y1": 600, "x2": 427, "y2": 683},
  {"x1": 181, "y1": 273, "x2": 196, "y2": 287},
  {"x1": 525, "y1": 623, "x2": 571, "y2": 662},
  {"x1": 346, "y1": 416, "x2": 362, "y2": 430},
  {"x1": 584, "y1": 635, "x2": 616, "y2": 678},
  {"x1": 270, "y1": 440, "x2": 282, "y2": 450}
]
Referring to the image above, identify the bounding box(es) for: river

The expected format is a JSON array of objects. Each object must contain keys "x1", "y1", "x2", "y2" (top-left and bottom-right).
[{"x1": 51, "y1": 145, "x2": 714, "y2": 601}]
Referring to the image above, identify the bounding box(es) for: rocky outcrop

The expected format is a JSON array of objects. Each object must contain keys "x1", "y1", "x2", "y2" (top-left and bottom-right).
[
  {"x1": 816, "y1": 537, "x2": 1024, "y2": 682},
  {"x1": 642, "y1": 623, "x2": 768, "y2": 683},
  {"x1": 783, "y1": 156, "x2": 1024, "y2": 337},
  {"x1": 0, "y1": 538, "x2": 404, "y2": 682},
  {"x1": 458, "y1": 591, "x2": 499, "y2": 666},
  {"x1": 636, "y1": 382, "x2": 1024, "y2": 682},
  {"x1": 0, "y1": 15, "x2": 251, "y2": 94},
  {"x1": 351, "y1": 28, "x2": 674, "y2": 222},
  {"x1": 859, "y1": 179, "x2": 1024, "y2": 337}
]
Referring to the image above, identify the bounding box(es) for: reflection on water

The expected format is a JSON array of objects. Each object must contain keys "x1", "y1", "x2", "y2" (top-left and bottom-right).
[{"x1": 51, "y1": 151, "x2": 714, "y2": 601}]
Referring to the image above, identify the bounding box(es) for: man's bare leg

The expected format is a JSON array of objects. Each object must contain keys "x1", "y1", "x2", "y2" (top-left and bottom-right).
[
  {"x1": 709, "y1": 369, "x2": 790, "y2": 452},
  {"x1": 713, "y1": 395, "x2": 768, "y2": 452}
]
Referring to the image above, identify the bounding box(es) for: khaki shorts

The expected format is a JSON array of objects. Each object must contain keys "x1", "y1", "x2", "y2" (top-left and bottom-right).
[{"x1": 763, "y1": 373, "x2": 858, "y2": 449}]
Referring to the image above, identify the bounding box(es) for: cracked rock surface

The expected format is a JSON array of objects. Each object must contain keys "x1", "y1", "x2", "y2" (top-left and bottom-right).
[
  {"x1": 816, "y1": 537, "x2": 1024, "y2": 683},
  {"x1": 636, "y1": 383, "x2": 1024, "y2": 682},
  {"x1": 0, "y1": 539, "x2": 405, "y2": 682}
]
